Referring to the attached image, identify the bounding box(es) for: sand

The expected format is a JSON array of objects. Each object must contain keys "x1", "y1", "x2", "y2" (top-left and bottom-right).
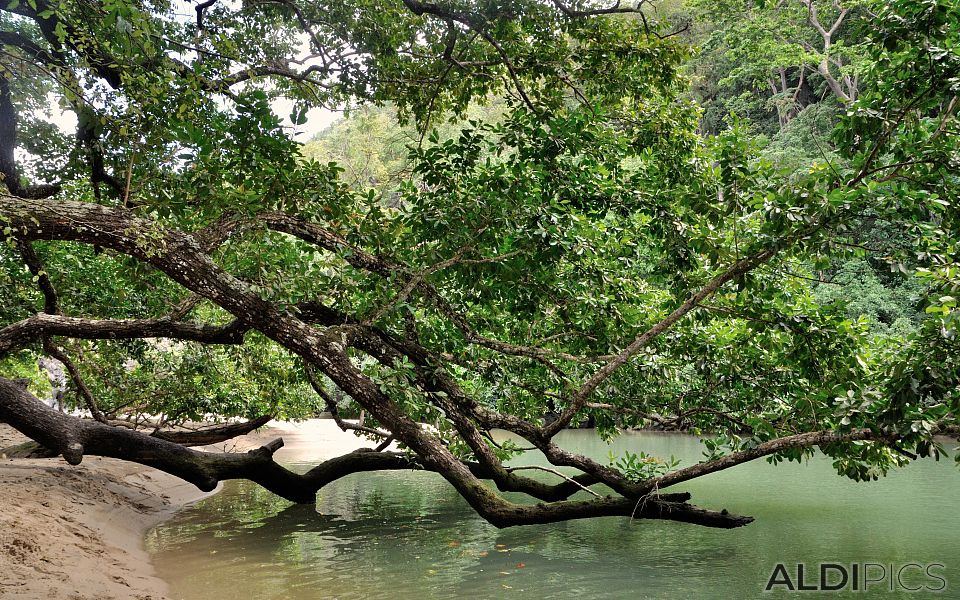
[
  {"x1": 0, "y1": 418, "x2": 390, "y2": 600},
  {"x1": 0, "y1": 424, "x2": 258, "y2": 600}
]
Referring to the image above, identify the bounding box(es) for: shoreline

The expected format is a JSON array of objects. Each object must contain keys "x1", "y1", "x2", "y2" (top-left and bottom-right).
[
  {"x1": 0, "y1": 424, "x2": 242, "y2": 600},
  {"x1": 4, "y1": 420, "x2": 955, "y2": 599},
  {"x1": 0, "y1": 419, "x2": 379, "y2": 600}
]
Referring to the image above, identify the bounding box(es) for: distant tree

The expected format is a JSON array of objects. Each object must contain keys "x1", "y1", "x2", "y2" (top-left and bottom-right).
[
  {"x1": 301, "y1": 99, "x2": 509, "y2": 196},
  {"x1": 689, "y1": 0, "x2": 876, "y2": 132},
  {"x1": 302, "y1": 106, "x2": 413, "y2": 193}
]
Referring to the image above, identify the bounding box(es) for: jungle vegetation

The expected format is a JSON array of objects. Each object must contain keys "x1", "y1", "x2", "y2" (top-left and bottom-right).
[{"x1": 0, "y1": 0, "x2": 958, "y2": 528}]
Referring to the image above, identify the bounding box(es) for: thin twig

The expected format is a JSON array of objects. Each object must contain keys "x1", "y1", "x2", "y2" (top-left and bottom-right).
[{"x1": 506, "y1": 464, "x2": 602, "y2": 497}]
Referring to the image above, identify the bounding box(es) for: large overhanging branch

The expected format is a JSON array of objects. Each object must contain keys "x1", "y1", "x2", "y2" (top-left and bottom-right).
[
  {"x1": 133, "y1": 415, "x2": 274, "y2": 446},
  {"x1": 296, "y1": 298, "x2": 640, "y2": 497},
  {"x1": 634, "y1": 429, "x2": 881, "y2": 495},
  {"x1": 0, "y1": 376, "x2": 410, "y2": 503},
  {"x1": 0, "y1": 194, "x2": 759, "y2": 527},
  {"x1": 0, "y1": 193, "x2": 941, "y2": 530},
  {"x1": 299, "y1": 303, "x2": 639, "y2": 498},
  {"x1": 0, "y1": 195, "x2": 458, "y2": 456},
  {"x1": 266, "y1": 209, "x2": 816, "y2": 451},
  {"x1": 0, "y1": 376, "x2": 753, "y2": 528},
  {"x1": 294, "y1": 310, "x2": 575, "y2": 498},
  {"x1": 6, "y1": 193, "x2": 886, "y2": 514},
  {"x1": 288, "y1": 252, "x2": 646, "y2": 495},
  {"x1": 287, "y1": 298, "x2": 633, "y2": 499},
  {"x1": 0, "y1": 194, "x2": 649, "y2": 526}
]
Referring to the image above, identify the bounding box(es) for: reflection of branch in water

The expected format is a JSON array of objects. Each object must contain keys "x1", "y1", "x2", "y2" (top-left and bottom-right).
[{"x1": 163, "y1": 472, "x2": 480, "y2": 547}]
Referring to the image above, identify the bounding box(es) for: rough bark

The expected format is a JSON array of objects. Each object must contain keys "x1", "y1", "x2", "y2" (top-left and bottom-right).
[
  {"x1": 0, "y1": 376, "x2": 412, "y2": 503},
  {"x1": 0, "y1": 314, "x2": 247, "y2": 357},
  {"x1": 3, "y1": 415, "x2": 274, "y2": 456}
]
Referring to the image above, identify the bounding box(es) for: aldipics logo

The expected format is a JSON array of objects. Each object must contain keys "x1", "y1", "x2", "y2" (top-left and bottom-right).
[{"x1": 764, "y1": 563, "x2": 947, "y2": 593}]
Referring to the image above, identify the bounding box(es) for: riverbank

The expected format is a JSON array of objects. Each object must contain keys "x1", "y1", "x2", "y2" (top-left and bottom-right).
[
  {"x1": 0, "y1": 423, "x2": 253, "y2": 600},
  {"x1": 5, "y1": 420, "x2": 956, "y2": 599},
  {"x1": 0, "y1": 419, "x2": 384, "y2": 600}
]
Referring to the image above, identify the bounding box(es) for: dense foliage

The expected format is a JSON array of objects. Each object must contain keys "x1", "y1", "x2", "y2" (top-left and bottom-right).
[{"x1": 0, "y1": 0, "x2": 957, "y2": 526}]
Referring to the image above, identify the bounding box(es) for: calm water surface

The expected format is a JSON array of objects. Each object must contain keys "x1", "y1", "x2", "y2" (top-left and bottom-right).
[{"x1": 148, "y1": 424, "x2": 960, "y2": 599}]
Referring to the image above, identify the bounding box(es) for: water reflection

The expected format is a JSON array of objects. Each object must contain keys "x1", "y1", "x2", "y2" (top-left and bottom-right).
[{"x1": 148, "y1": 426, "x2": 960, "y2": 599}]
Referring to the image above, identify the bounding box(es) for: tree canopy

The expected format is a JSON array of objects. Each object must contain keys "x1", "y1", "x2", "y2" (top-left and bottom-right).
[{"x1": 0, "y1": 0, "x2": 958, "y2": 528}]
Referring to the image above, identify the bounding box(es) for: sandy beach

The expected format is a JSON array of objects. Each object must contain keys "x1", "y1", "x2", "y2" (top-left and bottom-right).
[
  {"x1": 0, "y1": 419, "x2": 383, "y2": 600},
  {"x1": 0, "y1": 424, "x2": 246, "y2": 600}
]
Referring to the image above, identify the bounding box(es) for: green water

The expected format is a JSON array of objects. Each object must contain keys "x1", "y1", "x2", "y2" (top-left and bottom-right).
[{"x1": 148, "y1": 427, "x2": 960, "y2": 599}]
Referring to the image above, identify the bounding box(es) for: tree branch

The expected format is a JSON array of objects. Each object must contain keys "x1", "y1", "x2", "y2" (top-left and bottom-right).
[
  {"x1": 0, "y1": 376, "x2": 752, "y2": 527},
  {"x1": 150, "y1": 415, "x2": 273, "y2": 446},
  {"x1": 0, "y1": 76, "x2": 61, "y2": 199},
  {"x1": 634, "y1": 428, "x2": 883, "y2": 495},
  {"x1": 41, "y1": 339, "x2": 107, "y2": 422},
  {"x1": 0, "y1": 313, "x2": 247, "y2": 357},
  {"x1": 544, "y1": 229, "x2": 814, "y2": 438}
]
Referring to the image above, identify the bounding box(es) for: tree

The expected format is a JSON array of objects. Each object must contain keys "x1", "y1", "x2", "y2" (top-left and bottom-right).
[
  {"x1": 301, "y1": 100, "x2": 510, "y2": 197},
  {"x1": 689, "y1": 0, "x2": 877, "y2": 133},
  {"x1": 0, "y1": 0, "x2": 958, "y2": 529}
]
